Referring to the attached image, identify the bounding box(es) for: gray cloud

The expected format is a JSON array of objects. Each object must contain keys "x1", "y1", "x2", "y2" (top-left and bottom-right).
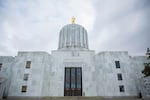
[
  {"x1": 0, "y1": 0, "x2": 149, "y2": 56},
  {"x1": 90, "y1": 0, "x2": 150, "y2": 55}
]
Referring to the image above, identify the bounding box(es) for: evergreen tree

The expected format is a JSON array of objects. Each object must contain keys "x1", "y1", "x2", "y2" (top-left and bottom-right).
[{"x1": 142, "y1": 48, "x2": 150, "y2": 77}]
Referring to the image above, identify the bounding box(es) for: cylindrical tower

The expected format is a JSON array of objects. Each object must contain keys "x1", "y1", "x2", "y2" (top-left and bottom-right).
[{"x1": 58, "y1": 24, "x2": 89, "y2": 50}]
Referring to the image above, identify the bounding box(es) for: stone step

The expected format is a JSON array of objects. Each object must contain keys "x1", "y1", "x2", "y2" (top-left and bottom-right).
[{"x1": 5, "y1": 96, "x2": 142, "y2": 100}]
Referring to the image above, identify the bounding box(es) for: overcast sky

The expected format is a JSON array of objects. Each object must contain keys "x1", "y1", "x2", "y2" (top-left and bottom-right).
[{"x1": 0, "y1": 0, "x2": 150, "y2": 56}]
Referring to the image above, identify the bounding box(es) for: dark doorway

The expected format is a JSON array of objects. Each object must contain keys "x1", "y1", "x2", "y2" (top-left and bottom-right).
[{"x1": 64, "y1": 67, "x2": 82, "y2": 96}]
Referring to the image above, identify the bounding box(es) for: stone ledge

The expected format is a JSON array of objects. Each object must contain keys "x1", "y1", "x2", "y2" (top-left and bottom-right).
[{"x1": 5, "y1": 96, "x2": 142, "y2": 100}]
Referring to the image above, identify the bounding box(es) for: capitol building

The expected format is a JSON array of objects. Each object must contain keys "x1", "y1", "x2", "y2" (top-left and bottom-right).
[{"x1": 0, "y1": 18, "x2": 146, "y2": 99}]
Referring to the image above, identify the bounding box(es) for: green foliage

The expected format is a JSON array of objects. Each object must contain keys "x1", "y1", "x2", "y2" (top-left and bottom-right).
[
  {"x1": 142, "y1": 64, "x2": 150, "y2": 77},
  {"x1": 142, "y1": 48, "x2": 150, "y2": 77}
]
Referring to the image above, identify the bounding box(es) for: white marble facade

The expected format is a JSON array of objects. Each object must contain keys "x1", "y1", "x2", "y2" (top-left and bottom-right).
[{"x1": 0, "y1": 23, "x2": 147, "y2": 98}]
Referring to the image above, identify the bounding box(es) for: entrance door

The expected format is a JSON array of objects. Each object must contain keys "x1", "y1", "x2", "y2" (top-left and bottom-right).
[{"x1": 64, "y1": 67, "x2": 82, "y2": 96}]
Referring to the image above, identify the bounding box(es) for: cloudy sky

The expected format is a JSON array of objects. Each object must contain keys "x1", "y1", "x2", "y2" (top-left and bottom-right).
[{"x1": 0, "y1": 0, "x2": 150, "y2": 56}]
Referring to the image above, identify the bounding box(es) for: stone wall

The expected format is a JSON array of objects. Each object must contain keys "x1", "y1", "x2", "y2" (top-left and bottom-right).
[
  {"x1": 0, "y1": 56, "x2": 14, "y2": 99},
  {"x1": 50, "y1": 50, "x2": 96, "y2": 96},
  {"x1": 140, "y1": 76, "x2": 150, "y2": 99},
  {"x1": 94, "y1": 52, "x2": 146, "y2": 97},
  {"x1": 8, "y1": 52, "x2": 51, "y2": 96}
]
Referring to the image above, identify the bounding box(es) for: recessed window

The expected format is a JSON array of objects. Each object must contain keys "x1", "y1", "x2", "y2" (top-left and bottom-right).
[
  {"x1": 23, "y1": 74, "x2": 29, "y2": 81},
  {"x1": 115, "y1": 61, "x2": 120, "y2": 68},
  {"x1": 26, "y1": 61, "x2": 31, "y2": 68},
  {"x1": 0, "y1": 63, "x2": 2, "y2": 71},
  {"x1": 21, "y1": 86, "x2": 27, "y2": 92},
  {"x1": 117, "y1": 73, "x2": 123, "y2": 80},
  {"x1": 119, "y1": 85, "x2": 125, "y2": 92}
]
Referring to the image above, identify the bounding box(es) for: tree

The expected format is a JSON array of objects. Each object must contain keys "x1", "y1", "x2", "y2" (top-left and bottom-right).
[
  {"x1": 142, "y1": 65, "x2": 150, "y2": 77},
  {"x1": 142, "y1": 48, "x2": 150, "y2": 77}
]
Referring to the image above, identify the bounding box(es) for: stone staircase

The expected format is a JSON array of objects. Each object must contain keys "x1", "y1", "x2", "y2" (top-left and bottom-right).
[{"x1": 5, "y1": 96, "x2": 142, "y2": 100}]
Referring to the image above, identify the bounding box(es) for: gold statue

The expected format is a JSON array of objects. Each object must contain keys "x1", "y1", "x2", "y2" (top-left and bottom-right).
[{"x1": 72, "y1": 16, "x2": 75, "y2": 24}]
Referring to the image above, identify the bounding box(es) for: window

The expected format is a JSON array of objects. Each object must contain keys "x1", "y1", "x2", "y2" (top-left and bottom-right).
[
  {"x1": 119, "y1": 85, "x2": 125, "y2": 92},
  {"x1": 26, "y1": 61, "x2": 31, "y2": 68},
  {"x1": 23, "y1": 74, "x2": 29, "y2": 81},
  {"x1": 117, "y1": 73, "x2": 123, "y2": 80},
  {"x1": 115, "y1": 61, "x2": 120, "y2": 68},
  {"x1": 21, "y1": 86, "x2": 27, "y2": 92},
  {"x1": 0, "y1": 63, "x2": 2, "y2": 71}
]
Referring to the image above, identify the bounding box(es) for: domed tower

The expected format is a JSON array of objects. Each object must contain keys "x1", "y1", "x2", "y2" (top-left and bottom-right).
[{"x1": 58, "y1": 17, "x2": 89, "y2": 50}]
